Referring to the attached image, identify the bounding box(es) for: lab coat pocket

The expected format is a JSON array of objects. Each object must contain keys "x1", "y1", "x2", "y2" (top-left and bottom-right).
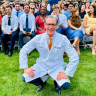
[
  {"x1": 38, "y1": 43, "x2": 47, "y2": 54},
  {"x1": 54, "y1": 45, "x2": 64, "y2": 50},
  {"x1": 53, "y1": 45, "x2": 64, "y2": 54}
]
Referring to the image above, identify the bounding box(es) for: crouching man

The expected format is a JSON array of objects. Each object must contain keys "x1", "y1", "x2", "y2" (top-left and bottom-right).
[{"x1": 19, "y1": 15, "x2": 79, "y2": 95}]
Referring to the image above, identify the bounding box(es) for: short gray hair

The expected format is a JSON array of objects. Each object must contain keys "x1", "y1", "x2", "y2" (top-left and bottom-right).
[{"x1": 45, "y1": 15, "x2": 58, "y2": 24}]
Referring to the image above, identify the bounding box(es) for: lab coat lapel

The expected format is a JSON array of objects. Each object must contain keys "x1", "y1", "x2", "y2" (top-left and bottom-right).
[
  {"x1": 41, "y1": 33, "x2": 49, "y2": 51},
  {"x1": 50, "y1": 32, "x2": 58, "y2": 52}
]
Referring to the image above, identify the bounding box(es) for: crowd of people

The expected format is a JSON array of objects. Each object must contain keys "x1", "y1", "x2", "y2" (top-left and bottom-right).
[
  {"x1": 1, "y1": 0, "x2": 96, "y2": 95},
  {"x1": 0, "y1": 0, "x2": 96, "y2": 57}
]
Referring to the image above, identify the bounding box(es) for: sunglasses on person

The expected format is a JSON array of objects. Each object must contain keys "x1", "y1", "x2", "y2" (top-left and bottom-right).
[
  {"x1": 31, "y1": 8, "x2": 35, "y2": 10},
  {"x1": 10, "y1": 4, "x2": 13, "y2": 5}
]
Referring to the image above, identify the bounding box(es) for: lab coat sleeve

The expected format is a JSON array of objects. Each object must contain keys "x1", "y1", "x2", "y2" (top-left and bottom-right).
[
  {"x1": 64, "y1": 37, "x2": 79, "y2": 77},
  {"x1": 19, "y1": 35, "x2": 39, "y2": 69}
]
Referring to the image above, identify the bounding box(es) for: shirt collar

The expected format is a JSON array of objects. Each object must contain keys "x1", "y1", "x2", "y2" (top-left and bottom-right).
[
  {"x1": 7, "y1": 14, "x2": 13, "y2": 18},
  {"x1": 45, "y1": 31, "x2": 56, "y2": 40},
  {"x1": 24, "y1": 13, "x2": 30, "y2": 16}
]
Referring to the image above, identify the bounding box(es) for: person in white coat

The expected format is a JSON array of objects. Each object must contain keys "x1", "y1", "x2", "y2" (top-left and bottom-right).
[{"x1": 19, "y1": 15, "x2": 79, "y2": 95}]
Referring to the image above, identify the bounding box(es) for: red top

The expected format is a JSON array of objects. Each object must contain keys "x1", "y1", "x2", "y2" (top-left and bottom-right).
[
  {"x1": 0, "y1": 16, "x2": 2, "y2": 22},
  {"x1": 35, "y1": 15, "x2": 48, "y2": 34}
]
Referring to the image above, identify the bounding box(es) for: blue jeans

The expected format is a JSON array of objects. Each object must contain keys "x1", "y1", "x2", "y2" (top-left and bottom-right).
[
  {"x1": 1, "y1": 31, "x2": 18, "y2": 50},
  {"x1": 19, "y1": 29, "x2": 36, "y2": 48}
]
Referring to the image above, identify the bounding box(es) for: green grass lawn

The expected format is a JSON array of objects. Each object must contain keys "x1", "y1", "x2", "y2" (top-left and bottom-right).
[{"x1": 0, "y1": 47, "x2": 96, "y2": 96}]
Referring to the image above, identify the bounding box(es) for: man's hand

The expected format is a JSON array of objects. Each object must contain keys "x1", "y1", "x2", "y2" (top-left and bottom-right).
[
  {"x1": 9, "y1": 30, "x2": 13, "y2": 35},
  {"x1": 24, "y1": 68, "x2": 35, "y2": 78},
  {"x1": 22, "y1": 31, "x2": 27, "y2": 35},
  {"x1": 3, "y1": 30, "x2": 7, "y2": 34},
  {"x1": 62, "y1": 25, "x2": 65, "y2": 28},
  {"x1": 56, "y1": 71, "x2": 69, "y2": 81},
  {"x1": 27, "y1": 31, "x2": 33, "y2": 36}
]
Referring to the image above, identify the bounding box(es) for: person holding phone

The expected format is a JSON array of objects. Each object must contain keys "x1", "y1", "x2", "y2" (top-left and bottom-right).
[{"x1": 19, "y1": 4, "x2": 36, "y2": 49}]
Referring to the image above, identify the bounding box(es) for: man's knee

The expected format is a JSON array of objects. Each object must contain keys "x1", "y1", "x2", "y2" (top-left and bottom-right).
[
  {"x1": 22, "y1": 76, "x2": 25, "y2": 82},
  {"x1": 1, "y1": 33, "x2": 6, "y2": 38},
  {"x1": 61, "y1": 82, "x2": 70, "y2": 90},
  {"x1": 19, "y1": 32, "x2": 24, "y2": 37}
]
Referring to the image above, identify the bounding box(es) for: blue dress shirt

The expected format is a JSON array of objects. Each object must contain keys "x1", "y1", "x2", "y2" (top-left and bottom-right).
[
  {"x1": 12, "y1": 10, "x2": 24, "y2": 22},
  {"x1": 64, "y1": 10, "x2": 70, "y2": 18}
]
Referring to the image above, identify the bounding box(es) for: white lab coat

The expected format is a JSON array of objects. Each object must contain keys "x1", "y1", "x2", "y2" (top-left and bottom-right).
[{"x1": 19, "y1": 32, "x2": 79, "y2": 86}]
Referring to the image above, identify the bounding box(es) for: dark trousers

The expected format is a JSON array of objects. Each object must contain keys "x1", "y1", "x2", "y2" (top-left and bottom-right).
[
  {"x1": 0, "y1": 29, "x2": 2, "y2": 35},
  {"x1": 56, "y1": 27, "x2": 67, "y2": 35},
  {"x1": 1, "y1": 31, "x2": 18, "y2": 50},
  {"x1": 19, "y1": 29, "x2": 36, "y2": 48},
  {"x1": 22, "y1": 76, "x2": 70, "y2": 90}
]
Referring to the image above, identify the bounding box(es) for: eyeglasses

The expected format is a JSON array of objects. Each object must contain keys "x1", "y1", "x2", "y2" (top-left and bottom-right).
[
  {"x1": 31, "y1": 8, "x2": 35, "y2": 10},
  {"x1": 69, "y1": 6, "x2": 73, "y2": 7},
  {"x1": 46, "y1": 23, "x2": 57, "y2": 26},
  {"x1": 10, "y1": 4, "x2": 13, "y2": 5}
]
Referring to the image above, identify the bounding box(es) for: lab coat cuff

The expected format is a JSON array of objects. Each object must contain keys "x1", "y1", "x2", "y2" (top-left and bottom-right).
[
  {"x1": 64, "y1": 71, "x2": 73, "y2": 77},
  {"x1": 20, "y1": 65, "x2": 28, "y2": 69}
]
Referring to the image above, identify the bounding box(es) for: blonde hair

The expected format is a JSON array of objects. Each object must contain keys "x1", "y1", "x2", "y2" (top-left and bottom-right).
[
  {"x1": 30, "y1": 5, "x2": 35, "y2": 15},
  {"x1": 51, "y1": 4, "x2": 63, "y2": 15}
]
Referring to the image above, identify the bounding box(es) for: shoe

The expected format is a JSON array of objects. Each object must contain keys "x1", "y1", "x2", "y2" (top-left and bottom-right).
[
  {"x1": 55, "y1": 88, "x2": 61, "y2": 95},
  {"x1": 36, "y1": 85, "x2": 43, "y2": 93},
  {"x1": 54, "y1": 81, "x2": 61, "y2": 95},
  {"x1": 92, "y1": 50, "x2": 95, "y2": 55},
  {"x1": 8, "y1": 51, "x2": 13, "y2": 57},
  {"x1": 4, "y1": 50, "x2": 9, "y2": 55},
  {"x1": 36, "y1": 81, "x2": 46, "y2": 93}
]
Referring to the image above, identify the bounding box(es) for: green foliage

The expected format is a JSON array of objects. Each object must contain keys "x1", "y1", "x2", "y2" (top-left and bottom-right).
[{"x1": 0, "y1": 47, "x2": 96, "y2": 96}]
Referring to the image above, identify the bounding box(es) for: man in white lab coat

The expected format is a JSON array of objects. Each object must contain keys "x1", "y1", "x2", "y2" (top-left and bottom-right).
[{"x1": 19, "y1": 15, "x2": 79, "y2": 95}]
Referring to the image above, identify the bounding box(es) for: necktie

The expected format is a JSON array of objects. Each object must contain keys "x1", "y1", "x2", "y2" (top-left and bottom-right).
[
  {"x1": 57, "y1": 15, "x2": 60, "y2": 25},
  {"x1": 17, "y1": 11, "x2": 19, "y2": 17},
  {"x1": 26, "y1": 15, "x2": 28, "y2": 30},
  {"x1": 8, "y1": 17, "x2": 11, "y2": 26},
  {"x1": 48, "y1": 38, "x2": 52, "y2": 50}
]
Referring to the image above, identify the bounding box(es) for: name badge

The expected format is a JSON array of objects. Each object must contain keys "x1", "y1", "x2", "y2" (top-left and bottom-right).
[{"x1": 5, "y1": 25, "x2": 11, "y2": 34}]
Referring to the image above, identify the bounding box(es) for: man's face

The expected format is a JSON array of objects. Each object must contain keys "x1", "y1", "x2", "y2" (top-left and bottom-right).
[
  {"x1": 64, "y1": 6, "x2": 68, "y2": 11},
  {"x1": 45, "y1": 18, "x2": 58, "y2": 37},
  {"x1": 53, "y1": 8, "x2": 59, "y2": 16},
  {"x1": 6, "y1": 7, "x2": 12, "y2": 15},
  {"x1": 41, "y1": 3, "x2": 46, "y2": 7},
  {"x1": 15, "y1": 4, "x2": 20, "y2": 11},
  {"x1": 24, "y1": 5, "x2": 30, "y2": 14},
  {"x1": 9, "y1": 2, "x2": 13, "y2": 7},
  {"x1": 68, "y1": 4, "x2": 74, "y2": 11},
  {"x1": 30, "y1": 3, "x2": 35, "y2": 6},
  {"x1": 20, "y1": 6, "x2": 23, "y2": 10}
]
